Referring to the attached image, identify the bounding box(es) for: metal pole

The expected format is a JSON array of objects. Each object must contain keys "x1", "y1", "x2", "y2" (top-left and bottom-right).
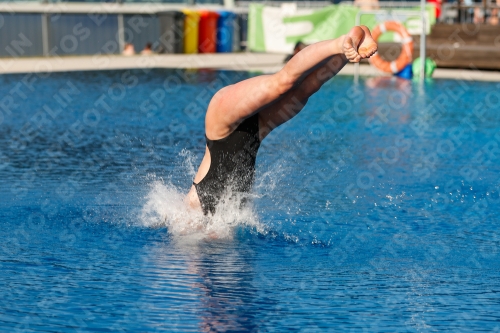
[
  {"x1": 420, "y1": 0, "x2": 426, "y2": 83},
  {"x1": 354, "y1": 12, "x2": 361, "y2": 85},
  {"x1": 41, "y1": 13, "x2": 49, "y2": 56},
  {"x1": 223, "y1": 0, "x2": 235, "y2": 8},
  {"x1": 483, "y1": 0, "x2": 487, "y2": 22},
  {"x1": 117, "y1": 14, "x2": 125, "y2": 53}
]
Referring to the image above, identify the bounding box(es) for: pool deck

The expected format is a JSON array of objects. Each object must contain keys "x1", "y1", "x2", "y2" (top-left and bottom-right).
[{"x1": 1, "y1": 53, "x2": 500, "y2": 82}]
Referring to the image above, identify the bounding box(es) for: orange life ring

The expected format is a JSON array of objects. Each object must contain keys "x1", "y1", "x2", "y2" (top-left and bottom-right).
[{"x1": 369, "y1": 21, "x2": 413, "y2": 74}]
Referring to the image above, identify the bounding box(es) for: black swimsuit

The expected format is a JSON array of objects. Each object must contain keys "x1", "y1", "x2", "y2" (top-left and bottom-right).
[{"x1": 194, "y1": 114, "x2": 261, "y2": 215}]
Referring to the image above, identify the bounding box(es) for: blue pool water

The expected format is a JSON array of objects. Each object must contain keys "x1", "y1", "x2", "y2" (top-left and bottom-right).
[{"x1": 1, "y1": 70, "x2": 500, "y2": 332}]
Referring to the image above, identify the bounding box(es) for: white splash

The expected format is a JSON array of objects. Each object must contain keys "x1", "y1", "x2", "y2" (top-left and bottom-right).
[{"x1": 140, "y1": 179, "x2": 265, "y2": 241}]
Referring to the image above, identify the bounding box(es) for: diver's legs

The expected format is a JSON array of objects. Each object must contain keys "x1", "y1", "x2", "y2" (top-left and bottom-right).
[
  {"x1": 204, "y1": 28, "x2": 368, "y2": 141},
  {"x1": 186, "y1": 26, "x2": 378, "y2": 211},
  {"x1": 258, "y1": 55, "x2": 347, "y2": 137},
  {"x1": 258, "y1": 27, "x2": 377, "y2": 137}
]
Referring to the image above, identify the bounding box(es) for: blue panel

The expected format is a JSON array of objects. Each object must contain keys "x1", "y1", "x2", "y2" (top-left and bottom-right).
[
  {"x1": 0, "y1": 13, "x2": 44, "y2": 57},
  {"x1": 49, "y1": 13, "x2": 119, "y2": 55},
  {"x1": 216, "y1": 11, "x2": 236, "y2": 53}
]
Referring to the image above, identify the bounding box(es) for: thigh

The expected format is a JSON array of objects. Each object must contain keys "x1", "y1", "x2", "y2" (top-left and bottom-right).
[
  {"x1": 206, "y1": 72, "x2": 294, "y2": 140},
  {"x1": 258, "y1": 55, "x2": 347, "y2": 139},
  {"x1": 257, "y1": 67, "x2": 327, "y2": 139},
  {"x1": 257, "y1": 87, "x2": 309, "y2": 140}
]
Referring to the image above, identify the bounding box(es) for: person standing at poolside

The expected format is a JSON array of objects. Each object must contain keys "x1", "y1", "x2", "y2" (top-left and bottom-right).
[
  {"x1": 141, "y1": 42, "x2": 154, "y2": 55},
  {"x1": 122, "y1": 43, "x2": 135, "y2": 56},
  {"x1": 185, "y1": 26, "x2": 378, "y2": 215}
]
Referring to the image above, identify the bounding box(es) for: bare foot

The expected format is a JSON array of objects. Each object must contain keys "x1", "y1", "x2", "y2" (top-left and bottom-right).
[
  {"x1": 342, "y1": 26, "x2": 365, "y2": 63},
  {"x1": 357, "y1": 25, "x2": 378, "y2": 58}
]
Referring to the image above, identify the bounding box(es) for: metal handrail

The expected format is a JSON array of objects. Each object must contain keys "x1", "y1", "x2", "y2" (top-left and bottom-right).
[
  {"x1": 341, "y1": 1, "x2": 427, "y2": 8},
  {"x1": 440, "y1": 2, "x2": 500, "y2": 23},
  {"x1": 235, "y1": 1, "x2": 332, "y2": 8},
  {"x1": 442, "y1": 3, "x2": 500, "y2": 8}
]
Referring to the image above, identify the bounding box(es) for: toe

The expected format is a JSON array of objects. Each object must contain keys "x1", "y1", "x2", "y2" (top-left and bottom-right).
[
  {"x1": 345, "y1": 49, "x2": 356, "y2": 57},
  {"x1": 343, "y1": 37, "x2": 354, "y2": 50}
]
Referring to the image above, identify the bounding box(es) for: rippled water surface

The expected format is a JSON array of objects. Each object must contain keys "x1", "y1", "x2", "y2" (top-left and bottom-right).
[{"x1": 1, "y1": 70, "x2": 499, "y2": 332}]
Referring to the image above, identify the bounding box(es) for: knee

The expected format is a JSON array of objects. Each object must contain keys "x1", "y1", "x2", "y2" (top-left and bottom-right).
[
  {"x1": 212, "y1": 86, "x2": 229, "y2": 101},
  {"x1": 209, "y1": 86, "x2": 229, "y2": 107}
]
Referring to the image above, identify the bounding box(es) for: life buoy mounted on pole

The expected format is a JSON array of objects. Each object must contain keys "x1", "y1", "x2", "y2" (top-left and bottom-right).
[{"x1": 369, "y1": 21, "x2": 414, "y2": 74}]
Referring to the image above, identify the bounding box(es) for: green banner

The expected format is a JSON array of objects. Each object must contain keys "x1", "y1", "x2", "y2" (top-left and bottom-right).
[{"x1": 248, "y1": 4, "x2": 436, "y2": 53}]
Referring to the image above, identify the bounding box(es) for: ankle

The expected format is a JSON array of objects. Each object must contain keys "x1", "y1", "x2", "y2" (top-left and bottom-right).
[{"x1": 337, "y1": 35, "x2": 347, "y2": 48}]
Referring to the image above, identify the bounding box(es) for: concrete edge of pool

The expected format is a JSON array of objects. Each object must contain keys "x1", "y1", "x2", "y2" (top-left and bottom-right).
[{"x1": 1, "y1": 53, "x2": 499, "y2": 82}]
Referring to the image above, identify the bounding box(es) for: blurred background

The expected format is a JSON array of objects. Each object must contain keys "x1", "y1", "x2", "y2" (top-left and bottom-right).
[{"x1": 0, "y1": 0, "x2": 499, "y2": 72}]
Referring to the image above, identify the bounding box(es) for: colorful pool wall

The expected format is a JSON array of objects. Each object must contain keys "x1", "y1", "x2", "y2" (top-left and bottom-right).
[
  {"x1": 0, "y1": 4, "x2": 435, "y2": 58},
  {"x1": 0, "y1": 9, "x2": 249, "y2": 58}
]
